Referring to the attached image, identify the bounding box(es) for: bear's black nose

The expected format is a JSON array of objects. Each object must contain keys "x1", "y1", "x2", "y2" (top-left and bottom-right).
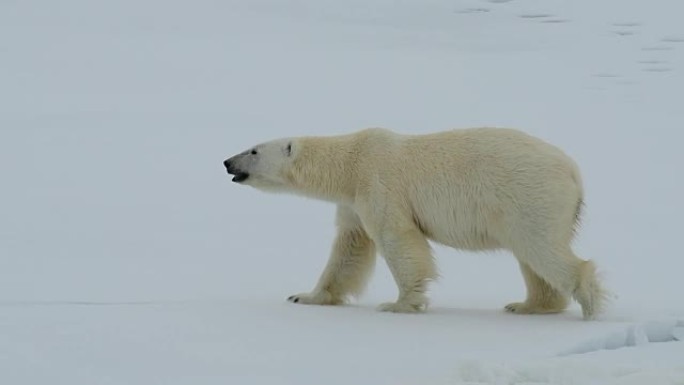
[{"x1": 223, "y1": 159, "x2": 231, "y2": 171}]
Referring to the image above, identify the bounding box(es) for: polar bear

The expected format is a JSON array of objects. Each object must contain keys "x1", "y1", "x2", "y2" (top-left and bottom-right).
[{"x1": 223, "y1": 127, "x2": 607, "y2": 320}]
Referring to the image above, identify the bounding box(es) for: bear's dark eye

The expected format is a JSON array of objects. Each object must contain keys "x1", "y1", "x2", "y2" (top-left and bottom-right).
[
  {"x1": 251, "y1": 149, "x2": 258, "y2": 155},
  {"x1": 286, "y1": 142, "x2": 292, "y2": 156}
]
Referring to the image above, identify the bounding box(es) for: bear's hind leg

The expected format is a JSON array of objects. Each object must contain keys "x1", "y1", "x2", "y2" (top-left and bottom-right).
[
  {"x1": 505, "y1": 261, "x2": 569, "y2": 315},
  {"x1": 376, "y1": 227, "x2": 437, "y2": 313},
  {"x1": 512, "y1": 245, "x2": 606, "y2": 320},
  {"x1": 288, "y1": 206, "x2": 376, "y2": 306}
]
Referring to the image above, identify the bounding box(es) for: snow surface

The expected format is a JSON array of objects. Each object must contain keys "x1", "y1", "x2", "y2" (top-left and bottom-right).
[{"x1": 2, "y1": 0, "x2": 684, "y2": 384}]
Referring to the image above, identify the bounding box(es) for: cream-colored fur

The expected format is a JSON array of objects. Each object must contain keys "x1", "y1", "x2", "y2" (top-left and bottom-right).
[{"x1": 224, "y1": 127, "x2": 608, "y2": 320}]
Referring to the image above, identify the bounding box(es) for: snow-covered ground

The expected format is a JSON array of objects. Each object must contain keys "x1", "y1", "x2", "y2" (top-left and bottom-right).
[{"x1": 1, "y1": 0, "x2": 683, "y2": 384}]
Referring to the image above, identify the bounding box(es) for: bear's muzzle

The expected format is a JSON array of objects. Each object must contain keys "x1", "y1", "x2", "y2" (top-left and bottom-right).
[{"x1": 223, "y1": 159, "x2": 250, "y2": 183}]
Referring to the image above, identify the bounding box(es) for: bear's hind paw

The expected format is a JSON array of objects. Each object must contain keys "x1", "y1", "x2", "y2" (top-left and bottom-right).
[
  {"x1": 377, "y1": 301, "x2": 427, "y2": 313},
  {"x1": 504, "y1": 301, "x2": 565, "y2": 315}
]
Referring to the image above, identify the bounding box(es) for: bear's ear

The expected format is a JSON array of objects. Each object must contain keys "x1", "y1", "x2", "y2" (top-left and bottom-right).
[{"x1": 286, "y1": 142, "x2": 292, "y2": 156}]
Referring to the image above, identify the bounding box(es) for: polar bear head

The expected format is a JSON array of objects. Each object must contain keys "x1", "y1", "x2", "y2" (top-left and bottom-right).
[
  {"x1": 224, "y1": 132, "x2": 361, "y2": 203},
  {"x1": 223, "y1": 138, "x2": 295, "y2": 192}
]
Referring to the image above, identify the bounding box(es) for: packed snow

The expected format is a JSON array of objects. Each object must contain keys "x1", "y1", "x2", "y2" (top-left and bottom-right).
[{"x1": 1, "y1": 0, "x2": 683, "y2": 384}]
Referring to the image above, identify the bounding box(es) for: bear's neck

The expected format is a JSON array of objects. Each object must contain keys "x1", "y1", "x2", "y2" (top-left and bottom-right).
[{"x1": 290, "y1": 135, "x2": 359, "y2": 204}]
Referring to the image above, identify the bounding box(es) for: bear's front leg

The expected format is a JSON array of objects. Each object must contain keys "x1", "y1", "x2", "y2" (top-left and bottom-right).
[
  {"x1": 288, "y1": 206, "x2": 376, "y2": 307},
  {"x1": 376, "y1": 227, "x2": 437, "y2": 313}
]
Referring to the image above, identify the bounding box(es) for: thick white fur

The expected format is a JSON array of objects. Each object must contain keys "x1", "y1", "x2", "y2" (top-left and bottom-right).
[{"x1": 228, "y1": 127, "x2": 608, "y2": 320}]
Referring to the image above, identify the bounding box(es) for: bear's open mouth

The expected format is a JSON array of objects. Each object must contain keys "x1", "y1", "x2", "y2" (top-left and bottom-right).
[{"x1": 231, "y1": 172, "x2": 249, "y2": 183}]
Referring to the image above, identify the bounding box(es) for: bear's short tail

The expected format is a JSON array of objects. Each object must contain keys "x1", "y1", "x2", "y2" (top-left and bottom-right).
[{"x1": 572, "y1": 198, "x2": 584, "y2": 237}]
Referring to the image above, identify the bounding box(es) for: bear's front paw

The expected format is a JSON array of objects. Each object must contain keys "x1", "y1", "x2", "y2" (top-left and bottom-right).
[
  {"x1": 377, "y1": 301, "x2": 427, "y2": 313},
  {"x1": 287, "y1": 291, "x2": 343, "y2": 306},
  {"x1": 504, "y1": 302, "x2": 534, "y2": 314}
]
